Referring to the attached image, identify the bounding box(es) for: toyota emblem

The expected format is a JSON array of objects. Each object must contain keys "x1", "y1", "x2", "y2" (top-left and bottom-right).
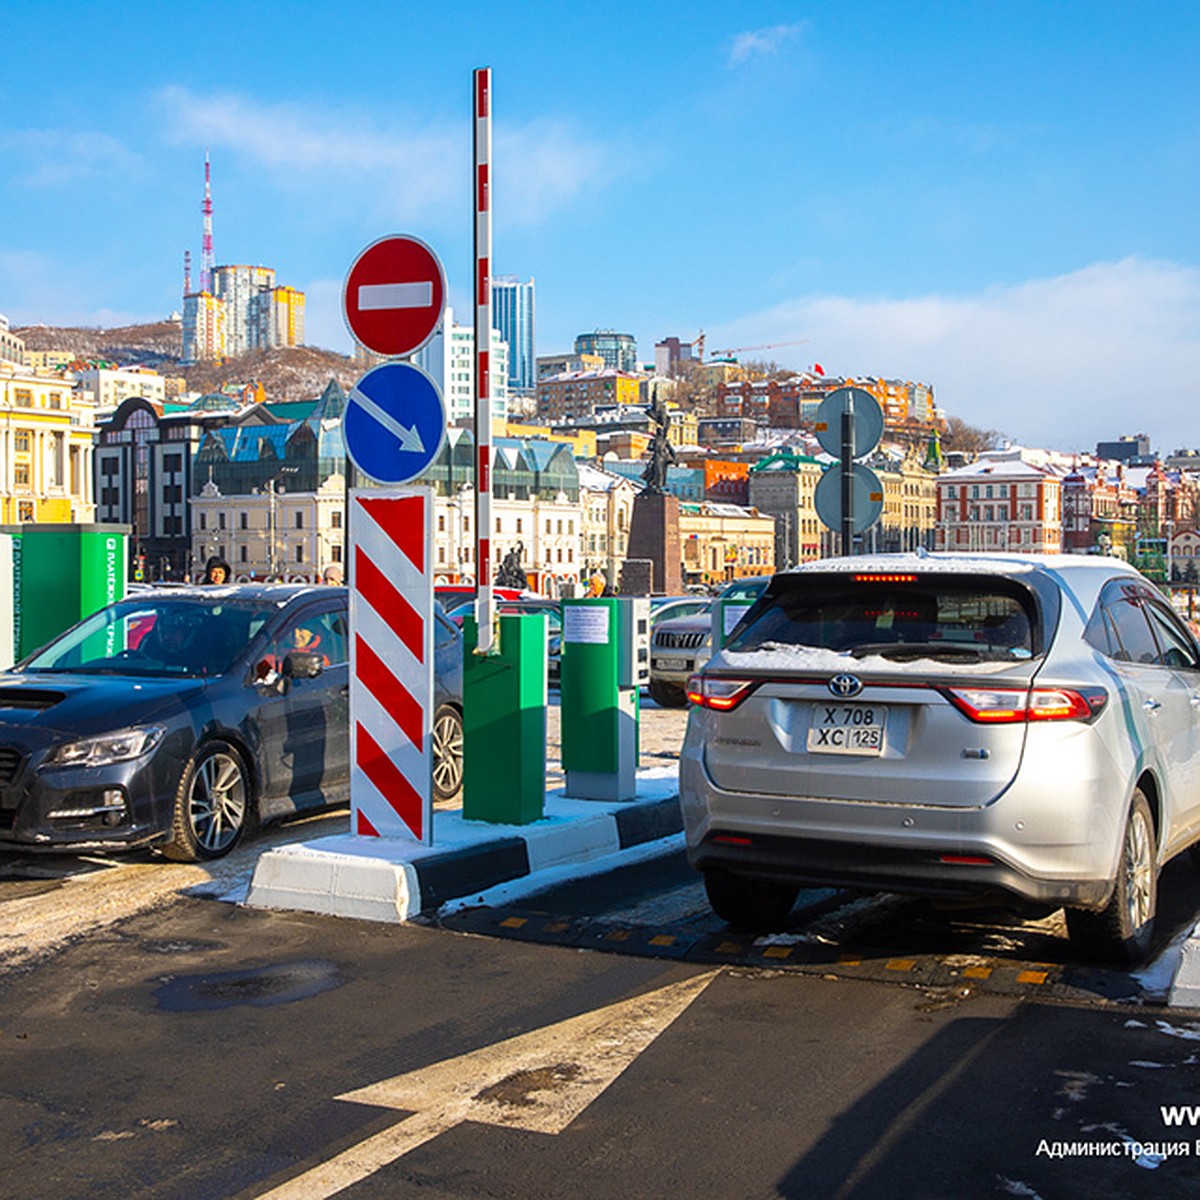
[{"x1": 828, "y1": 674, "x2": 863, "y2": 698}]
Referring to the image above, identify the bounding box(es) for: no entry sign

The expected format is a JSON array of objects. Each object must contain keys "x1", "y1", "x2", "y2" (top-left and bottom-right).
[{"x1": 343, "y1": 234, "x2": 446, "y2": 358}]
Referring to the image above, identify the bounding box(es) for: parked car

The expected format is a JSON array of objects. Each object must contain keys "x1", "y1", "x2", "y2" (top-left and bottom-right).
[
  {"x1": 648, "y1": 577, "x2": 771, "y2": 707},
  {"x1": 434, "y1": 587, "x2": 526, "y2": 619},
  {"x1": 431, "y1": 601, "x2": 466, "y2": 803},
  {"x1": 0, "y1": 585, "x2": 465, "y2": 860},
  {"x1": 650, "y1": 596, "x2": 714, "y2": 627},
  {"x1": 681, "y1": 553, "x2": 1200, "y2": 963}
]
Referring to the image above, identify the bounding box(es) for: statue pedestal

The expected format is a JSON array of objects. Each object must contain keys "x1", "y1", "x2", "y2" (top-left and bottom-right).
[{"x1": 626, "y1": 492, "x2": 682, "y2": 595}]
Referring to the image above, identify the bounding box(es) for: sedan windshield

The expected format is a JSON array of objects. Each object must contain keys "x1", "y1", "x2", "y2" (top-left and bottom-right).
[
  {"x1": 22, "y1": 598, "x2": 279, "y2": 678},
  {"x1": 727, "y1": 575, "x2": 1041, "y2": 662}
]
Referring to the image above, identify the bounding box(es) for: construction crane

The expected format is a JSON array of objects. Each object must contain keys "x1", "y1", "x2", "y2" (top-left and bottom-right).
[{"x1": 707, "y1": 337, "x2": 810, "y2": 360}]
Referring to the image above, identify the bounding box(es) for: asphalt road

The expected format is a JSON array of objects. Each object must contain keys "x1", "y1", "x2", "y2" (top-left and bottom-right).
[
  {"x1": 6, "y1": 697, "x2": 1200, "y2": 1198},
  {"x1": 3, "y1": 894, "x2": 1200, "y2": 1200}
]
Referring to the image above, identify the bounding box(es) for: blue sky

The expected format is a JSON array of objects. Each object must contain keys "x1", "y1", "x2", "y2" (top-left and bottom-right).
[{"x1": 3, "y1": 1, "x2": 1199, "y2": 453}]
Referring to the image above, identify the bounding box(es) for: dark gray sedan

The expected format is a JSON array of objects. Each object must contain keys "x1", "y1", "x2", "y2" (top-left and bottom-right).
[{"x1": 0, "y1": 585, "x2": 464, "y2": 861}]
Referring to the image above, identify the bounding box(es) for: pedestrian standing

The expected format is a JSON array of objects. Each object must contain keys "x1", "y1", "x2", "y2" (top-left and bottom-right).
[{"x1": 202, "y1": 555, "x2": 232, "y2": 585}]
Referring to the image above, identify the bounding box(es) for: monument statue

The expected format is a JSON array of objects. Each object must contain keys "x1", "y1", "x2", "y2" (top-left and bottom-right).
[
  {"x1": 495, "y1": 541, "x2": 528, "y2": 589},
  {"x1": 641, "y1": 396, "x2": 678, "y2": 493},
  {"x1": 627, "y1": 396, "x2": 683, "y2": 593}
]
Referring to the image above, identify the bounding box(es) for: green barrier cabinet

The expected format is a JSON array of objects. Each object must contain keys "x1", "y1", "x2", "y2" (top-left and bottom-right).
[
  {"x1": 2, "y1": 524, "x2": 129, "y2": 660},
  {"x1": 0, "y1": 533, "x2": 13, "y2": 669},
  {"x1": 560, "y1": 597, "x2": 650, "y2": 801},
  {"x1": 462, "y1": 612, "x2": 548, "y2": 825}
]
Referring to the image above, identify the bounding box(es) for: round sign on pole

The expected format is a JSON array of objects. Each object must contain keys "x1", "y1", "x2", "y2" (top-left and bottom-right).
[
  {"x1": 813, "y1": 388, "x2": 884, "y2": 459},
  {"x1": 343, "y1": 362, "x2": 447, "y2": 486},
  {"x1": 814, "y1": 463, "x2": 885, "y2": 534},
  {"x1": 342, "y1": 234, "x2": 446, "y2": 359}
]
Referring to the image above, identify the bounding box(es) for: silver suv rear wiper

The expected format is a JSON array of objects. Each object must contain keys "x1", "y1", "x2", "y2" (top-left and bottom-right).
[{"x1": 849, "y1": 641, "x2": 986, "y2": 662}]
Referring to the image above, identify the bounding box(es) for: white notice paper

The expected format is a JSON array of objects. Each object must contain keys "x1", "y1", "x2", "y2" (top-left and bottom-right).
[
  {"x1": 723, "y1": 603, "x2": 751, "y2": 639},
  {"x1": 564, "y1": 606, "x2": 611, "y2": 645}
]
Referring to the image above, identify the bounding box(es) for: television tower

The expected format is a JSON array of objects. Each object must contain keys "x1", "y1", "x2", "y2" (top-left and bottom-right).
[{"x1": 200, "y1": 150, "x2": 214, "y2": 293}]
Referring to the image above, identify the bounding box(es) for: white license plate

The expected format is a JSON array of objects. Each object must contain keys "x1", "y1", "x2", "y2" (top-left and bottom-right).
[
  {"x1": 655, "y1": 658, "x2": 688, "y2": 672},
  {"x1": 808, "y1": 702, "x2": 887, "y2": 755}
]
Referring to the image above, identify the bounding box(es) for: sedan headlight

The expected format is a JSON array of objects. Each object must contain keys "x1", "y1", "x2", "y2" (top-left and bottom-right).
[{"x1": 44, "y1": 726, "x2": 167, "y2": 768}]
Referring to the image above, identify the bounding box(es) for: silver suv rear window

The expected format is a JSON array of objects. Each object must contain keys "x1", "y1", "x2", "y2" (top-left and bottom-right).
[{"x1": 726, "y1": 573, "x2": 1044, "y2": 663}]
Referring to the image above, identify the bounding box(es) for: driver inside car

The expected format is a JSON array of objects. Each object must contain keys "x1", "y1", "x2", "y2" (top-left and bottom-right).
[{"x1": 254, "y1": 621, "x2": 329, "y2": 684}]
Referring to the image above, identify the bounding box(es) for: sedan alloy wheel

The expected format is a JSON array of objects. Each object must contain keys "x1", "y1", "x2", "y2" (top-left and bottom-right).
[
  {"x1": 162, "y1": 740, "x2": 251, "y2": 861},
  {"x1": 432, "y1": 704, "x2": 464, "y2": 802}
]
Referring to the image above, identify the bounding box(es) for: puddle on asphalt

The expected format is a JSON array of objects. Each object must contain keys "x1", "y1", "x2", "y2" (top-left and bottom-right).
[
  {"x1": 154, "y1": 960, "x2": 344, "y2": 1011},
  {"x1": 139, "y1": 938, "x2": 227, "y2": 955}
]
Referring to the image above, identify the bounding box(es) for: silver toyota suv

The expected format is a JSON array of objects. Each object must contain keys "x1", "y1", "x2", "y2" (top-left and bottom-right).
[{"x1": 681, "y1": 553, "x2": 1200, "y2": 962}]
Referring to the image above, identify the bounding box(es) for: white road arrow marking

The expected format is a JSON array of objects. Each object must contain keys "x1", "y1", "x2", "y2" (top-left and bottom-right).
[
  {"x1": 357, "y1": 281, "x2": 433, "y2": 311},
  {"x1": 256, "y1": 971, "x2": 718, "y2": 1199},
  {"x1": 349, "y1": 385, "x2": 425, "y2": 454}
]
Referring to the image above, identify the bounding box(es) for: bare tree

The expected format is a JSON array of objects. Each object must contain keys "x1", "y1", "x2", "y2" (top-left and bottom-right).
[{"x1": 943, "y1": 415, "x2": 1004, "y2": 456}]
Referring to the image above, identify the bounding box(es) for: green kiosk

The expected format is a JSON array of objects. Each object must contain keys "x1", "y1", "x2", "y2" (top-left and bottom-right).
[
  {"x1": 461, "y1": 611, "x2": 549, "y2": 825},
  {"x1": 3, "y1": 523, "x2": 129, "y2": 660},
  {"x1": 560, "y1": 597, "x2": 650, "y2": 801}
]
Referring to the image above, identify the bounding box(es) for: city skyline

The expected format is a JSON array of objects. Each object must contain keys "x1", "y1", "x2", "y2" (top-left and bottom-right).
[{"x1": 2, "y1": 1, "x2": 1199, "y2": 454}]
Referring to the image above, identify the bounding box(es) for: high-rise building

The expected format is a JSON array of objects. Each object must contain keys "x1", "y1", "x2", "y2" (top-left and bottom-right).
[
  {"x1": 654, "y1": 336, "x2": 695, "y2": 377},
  {"x1": 182, "y1": 291, "x2": 226, "y2": 364},
  {"x1": 251, "y1": 285, "x2": 306, "y2": 351},
  {"x1": 492, "y1": 276, "x2": 535, "y2": 394},
  {"x1": 574, "y1": 329, "x2": 638, "y2": 374},
  {"x1": 211, "y1": 265, "x2": 276, "y2": 356},
  {"x1": 415, "y1": 306, "x2": 509, "y2": 427}
]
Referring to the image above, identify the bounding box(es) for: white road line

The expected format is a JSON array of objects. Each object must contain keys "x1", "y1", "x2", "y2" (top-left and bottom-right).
[{"x1": 255, "y1": 971, "x2": 719, "y2": 1199}]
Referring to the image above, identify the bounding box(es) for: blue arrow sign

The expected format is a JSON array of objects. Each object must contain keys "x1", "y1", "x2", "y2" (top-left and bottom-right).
[{"x1": 343, "y1": 362, "x2": 447, "y2": 485}]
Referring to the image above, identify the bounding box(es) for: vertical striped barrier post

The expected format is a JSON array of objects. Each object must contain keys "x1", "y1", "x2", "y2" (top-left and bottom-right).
[
  {"x1": 473, "y1": 65, "x2": 494, "y2": 653},
  {"x1": 349, "y1": 490, "x2": 434, "y2": 845}
]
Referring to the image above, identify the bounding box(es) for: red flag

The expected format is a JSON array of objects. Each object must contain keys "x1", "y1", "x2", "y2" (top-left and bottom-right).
[{"x1": 812, "y1": 362, "x2": 825, "y2": 376}]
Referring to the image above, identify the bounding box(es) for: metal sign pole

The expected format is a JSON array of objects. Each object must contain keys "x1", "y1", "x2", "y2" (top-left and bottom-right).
[
  {"x1": 473, "y1": 66, "x2": 495, "y2": 653},
  {"x1": 840, "y1": 391, "x2": 855, "y2": 555}
]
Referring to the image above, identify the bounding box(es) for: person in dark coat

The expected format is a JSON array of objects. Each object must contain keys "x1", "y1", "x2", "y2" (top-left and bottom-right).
[{"x1": 202, "y1": 555, "x2": 232, "y2": 585}]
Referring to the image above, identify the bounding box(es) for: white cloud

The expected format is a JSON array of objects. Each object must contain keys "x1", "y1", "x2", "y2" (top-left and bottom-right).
[
  {"x1": 0, "y1": 129, "x2": 143, "y2": 187},
  {"x1": 728, "y1": 22, "x2": 807, "y2": 65},
  {"x1": 714, "y1": 259, "x2": 1200, "y2": 453},
  {"x1": 494, "y1": 118, "x2": 613, "y2": 226},
  {"x1": 156, "y1": 86, "x2": 614, "y2": 230}
]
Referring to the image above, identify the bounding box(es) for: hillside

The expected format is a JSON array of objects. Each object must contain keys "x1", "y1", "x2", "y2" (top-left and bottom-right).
[{"x1": 15, "y1": 321, "x2": 357, "y2": 401}]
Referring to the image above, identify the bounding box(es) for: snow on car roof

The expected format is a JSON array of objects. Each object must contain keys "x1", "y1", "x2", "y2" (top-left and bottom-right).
[{"x1": 781, "y1": 552, "x2": 1139, "y2": 579}]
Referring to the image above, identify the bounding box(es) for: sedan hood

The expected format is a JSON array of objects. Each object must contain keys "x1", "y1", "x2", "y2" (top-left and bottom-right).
[{"x1": 0, "y1": 673, "x2": 205, "y2": 741}]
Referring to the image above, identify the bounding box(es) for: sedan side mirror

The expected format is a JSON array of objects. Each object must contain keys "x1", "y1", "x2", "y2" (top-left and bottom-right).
[{"x1": 283, "y1": 650, "x2": 324, "y2": 680}]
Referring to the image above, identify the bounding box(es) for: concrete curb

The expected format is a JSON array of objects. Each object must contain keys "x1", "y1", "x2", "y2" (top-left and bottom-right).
[{"x1": 246, "y1": 793, "x2": 683, "y2": 923}]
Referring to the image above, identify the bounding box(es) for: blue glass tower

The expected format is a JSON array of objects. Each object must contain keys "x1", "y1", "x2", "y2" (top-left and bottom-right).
[{"x1": 492, "y1": 276, "x2": 536, "y2": 394}]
